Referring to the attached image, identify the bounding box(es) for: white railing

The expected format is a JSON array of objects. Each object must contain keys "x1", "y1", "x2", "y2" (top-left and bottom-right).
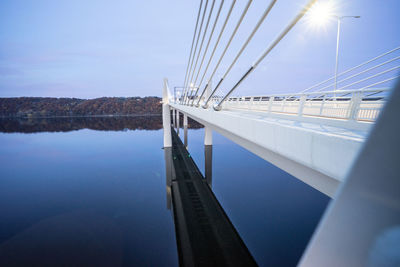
[
  {"x1": 221, "y1": 88, "x2": 389, "y2": 122},
  {"x1": 173, "y1": 88, "x2": 389, "y2": 122}
]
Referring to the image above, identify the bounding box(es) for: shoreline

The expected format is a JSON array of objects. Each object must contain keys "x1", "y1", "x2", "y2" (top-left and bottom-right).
[{"x1": 0, "y1": 114, "x2": 162, "y2": 119}]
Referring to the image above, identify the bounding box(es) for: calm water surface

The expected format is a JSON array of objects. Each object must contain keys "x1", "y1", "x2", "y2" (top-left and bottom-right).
[{"x1": 0, "y1": 116, "x2": 329, "y2": 266}]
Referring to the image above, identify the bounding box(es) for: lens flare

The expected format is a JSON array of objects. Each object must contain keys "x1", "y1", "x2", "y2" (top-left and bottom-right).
[{"x1": 307, "y1": 1, "x2": 336, "y2": 26}]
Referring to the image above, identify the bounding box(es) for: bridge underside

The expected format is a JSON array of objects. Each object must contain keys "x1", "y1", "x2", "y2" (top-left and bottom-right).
[{"x1": 170, "y1": 103, "x2": 368, "y2": 198}]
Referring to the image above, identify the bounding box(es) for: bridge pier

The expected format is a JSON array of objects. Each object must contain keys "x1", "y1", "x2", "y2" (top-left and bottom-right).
[
  {"x1": 172, "y1": 108, "x2": 176, "y2": 128},
  {"x1": 183, "y1": 114, "x2": 188, "y2": 147},
  {"x1": 176, "y1": 110, "x2": 180, "y2": 135},
  {"x1": 204, "y1": 125, "x2": 212, "y2": 146},
  {"x1": 162, "y1": 78, "x2": 172, "y2": 148}
]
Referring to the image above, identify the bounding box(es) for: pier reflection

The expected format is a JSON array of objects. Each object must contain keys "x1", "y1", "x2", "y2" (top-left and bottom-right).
[
  {"x1": 163, "y1": 128, "x2": 257, "y2": 266},
  {"x1": 164, "y1": 142, "x2": 213, "y2": 210}
]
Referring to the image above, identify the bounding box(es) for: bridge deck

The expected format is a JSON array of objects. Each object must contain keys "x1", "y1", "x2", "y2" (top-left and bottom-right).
[
  {"x1": 169, "y1": 128, "x2": 257, "y2": 267},
  {"x1": 221, "y1": 108, "x2": 368, "y2": 140}
]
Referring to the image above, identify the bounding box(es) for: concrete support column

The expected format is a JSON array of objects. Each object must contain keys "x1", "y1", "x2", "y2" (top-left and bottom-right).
[
  {"x1": 204, "y1": 80, "x2": 213, "y2": 145},
  {"x1": 204, "y1": 124, "x2": 212, "y2": 145},
  {"x1": 172, "y1": 108, "x2": 176, "y2": 128},
  {"x1": 184, "y1": 114, "x2": 188, "y2": 147},
  {"x1": 176, "y1": 110, "x2": 180, "y2": 135},
  {"x1": 183, "y1": 113, "x2": 188, "y2": 127},
  {"x1": 162, "y1": 78, "x2": 172, "y2": 148}
]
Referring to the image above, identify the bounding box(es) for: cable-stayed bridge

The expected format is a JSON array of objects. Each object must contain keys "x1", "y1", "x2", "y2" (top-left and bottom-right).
[{"x1": 163, "y1": 1, "x2": 400, "y2": 266}]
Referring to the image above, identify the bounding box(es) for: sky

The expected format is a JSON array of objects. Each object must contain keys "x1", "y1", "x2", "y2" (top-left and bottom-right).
[{"x1": 0, "y1": 0, "x2": 399, "y2": 98}]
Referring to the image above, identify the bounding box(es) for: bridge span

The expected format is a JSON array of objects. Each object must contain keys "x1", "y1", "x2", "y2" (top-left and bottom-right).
[
  {"x1": 169, "y1": 100, "x2": 367, "y2": 198},
  {"x1": 164, "y1": 44, "x2": 398, "y2": 198}
]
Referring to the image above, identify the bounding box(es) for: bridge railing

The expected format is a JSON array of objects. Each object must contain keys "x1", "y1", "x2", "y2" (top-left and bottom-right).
[
  {"x1": 172, "y1": 87, "x2": 389, "y2": 122},
  {"x1": 220, "y1": 87, "x2": 389, "y2": 122}
]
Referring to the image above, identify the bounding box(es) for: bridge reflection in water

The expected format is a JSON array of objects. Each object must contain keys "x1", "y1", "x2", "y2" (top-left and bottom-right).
[{"x1": 164, "y1": 128, "x2": 257, "y2": 267}]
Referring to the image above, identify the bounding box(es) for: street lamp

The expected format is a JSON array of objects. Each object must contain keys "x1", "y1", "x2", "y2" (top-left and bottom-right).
[
  {"x1": 307, "y1": 2, "x2": 360, "y2": 97},
  {"x1": 334, "y1": 16, "x2": 360, "y2": 93}
]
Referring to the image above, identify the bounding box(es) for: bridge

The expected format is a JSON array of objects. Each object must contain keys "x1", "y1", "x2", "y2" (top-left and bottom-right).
[
  {"x1": 165, "y1": 45, "x2": 398, "y2": 198},
  {"x1": 162, "y1": 1, "x2": 399, "y2": 266}
]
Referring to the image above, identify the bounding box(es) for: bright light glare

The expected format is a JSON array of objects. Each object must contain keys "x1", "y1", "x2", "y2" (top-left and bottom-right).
[{"x1": 308, "y1": 1, "x2": 335, "y2": 25}]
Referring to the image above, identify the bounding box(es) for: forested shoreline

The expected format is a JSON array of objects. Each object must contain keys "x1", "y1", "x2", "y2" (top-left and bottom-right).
[{"x1": 0, "y1": 97, "x2": 162, "y2": 117}]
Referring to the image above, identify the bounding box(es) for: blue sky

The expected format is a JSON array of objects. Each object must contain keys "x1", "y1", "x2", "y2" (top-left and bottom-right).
[{"x1": 0, "y1": 0, "x2": 399, "y2": 98}]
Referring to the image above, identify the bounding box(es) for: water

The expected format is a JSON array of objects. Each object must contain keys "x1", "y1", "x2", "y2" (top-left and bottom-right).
[{"x1": 0, "y1": 116, "x2": 329, "y2": 266}]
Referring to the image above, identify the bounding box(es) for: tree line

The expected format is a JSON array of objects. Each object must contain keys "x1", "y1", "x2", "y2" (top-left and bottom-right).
[{"x1": 0, "y1": 97, "x2": 162, "y2": 117}]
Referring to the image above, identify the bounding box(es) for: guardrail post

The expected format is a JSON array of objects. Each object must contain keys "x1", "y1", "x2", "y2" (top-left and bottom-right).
[
  {"x1": 319, "y1": 94, "x2": 326, "y2": 115},
  {"x1": 348, "y1": 91, "x2": 362, "y2": 120},
  {"x1": 268, "y1": 96, "x2": 274, "y2": 113},
  {"x1": 298, "y1": 95, "x2": 306, "y2": 117},
  {"x1": 281, "y1": 97, "x2": 286, "y2": 112}
]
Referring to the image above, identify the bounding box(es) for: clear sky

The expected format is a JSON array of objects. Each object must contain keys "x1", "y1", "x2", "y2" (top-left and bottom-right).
[{"x1": 0, "y1": 0, "x2": 399, "y2": 98}]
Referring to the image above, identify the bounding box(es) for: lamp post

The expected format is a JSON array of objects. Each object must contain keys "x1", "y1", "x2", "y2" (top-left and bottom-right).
[{"x1": 334, "y1": 16, "x2": 360, "y2": 97}]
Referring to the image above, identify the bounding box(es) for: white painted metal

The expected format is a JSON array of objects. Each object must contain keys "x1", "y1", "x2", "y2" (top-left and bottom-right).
[
  {"x1": 182, "y1": 0, "x2": 203, "y2": 103},
  {"x1": 199, "y1": 0, "x2": 252, "y2": 108},
  {"x1": 190, "y1": 0, "x2": 223, "y2": 100},
  {"x1": 299, "y1": 81, "x2": 400, "y2": 267},
  {"x1": 183, "y1": 0, "x2": 209, "y2": 103},
  {"x1": 170, "y1": 102, "x2": 365, "y2": 197},
  {"x1": 202, "y1": 0, "x2": 277, "y2": 107},
  {"x1": 163, "y1": 78, "x2": 172, "y2": 148},
  {"x1": 186, "y1": 0, "x2": 216, "y2": 104},
  {"x1": 319, "y1": 56, "x2": 400, "y2": 92},
  {"x1": 334, "y1": 18, "x2": 341, "y2": 94},
  {"x1": 204, "y1": 80, "x2": 213, "y2": 145},
  {"x1": 333, "y1": 15, "x2": 360, "y2": 98},
  {"x1": 301, "y1": 46, "x2": 400, "y2": 94},
  {"x1": 222, "y1": 88, "x2": 388, "y2": 126},
  {"x1": 183, "y1": 113, "x2": 188, "y2": 127},
  {"x1": 192, "y1": 0, "x2": 236, "y2": 107},
  {"x1": 214, "y1": 0, "x2": 318, "y2": 110},
  {"x1": 204, "y1": 125, "x2": 213, "y2": 146}
]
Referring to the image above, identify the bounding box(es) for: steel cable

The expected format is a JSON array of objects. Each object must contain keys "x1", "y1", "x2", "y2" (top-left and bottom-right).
[
  {"x1": 214, "y1": 0, "x2": 318, "y2": 110},
  {"x1": 203, "y1": 0, "x2": 277, "y2": 108},
  {"x1": 182, "y1": 0, "x2": 203, "y2": 103},
  {"x1": 196, "y1": 0, "x2": 253, "y2": 108},
  {"x1": 194, "y1": 0, "x2": 237, "y2": 107},
  {"x1": 186, "y1": 0, "x2": 217, "y2": 104},
  {"x1": 186, "y1": 0, "x2": 225, "y2": 105},
  {"x1": 182, "y1": 0, "x2": 210, "y2": 103}
]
